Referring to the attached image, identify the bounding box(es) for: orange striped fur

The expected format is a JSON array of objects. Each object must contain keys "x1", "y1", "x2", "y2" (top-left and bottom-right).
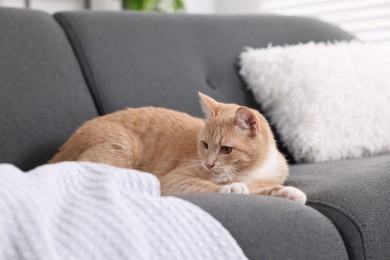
[{"x1": 50, "y1": 93, "x2": 294, "y2": 198}]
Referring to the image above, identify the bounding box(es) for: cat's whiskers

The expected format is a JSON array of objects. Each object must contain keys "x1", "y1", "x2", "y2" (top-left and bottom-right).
[
  {"x1": 225, "y1": 170, "x2": 239, "y2": 183},
  {"x1": 234, "y1": 167, "x2": 245, "y2": 174},
  {"x1": 210, "y1": 167, "x2": 239, "y2": 184}
]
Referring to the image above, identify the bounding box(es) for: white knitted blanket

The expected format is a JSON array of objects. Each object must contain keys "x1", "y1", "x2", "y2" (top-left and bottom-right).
[{"x1": 0, "y1": 162, "x2": 247, "y2": 260}]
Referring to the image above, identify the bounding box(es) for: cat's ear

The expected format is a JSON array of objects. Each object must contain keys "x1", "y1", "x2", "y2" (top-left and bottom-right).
[
  {"x1": 198, "y1": 92, "x2": 221, "y2": 118},
  {"x1": 234, "y1": 107, "x2": 258, "y2": 136}
]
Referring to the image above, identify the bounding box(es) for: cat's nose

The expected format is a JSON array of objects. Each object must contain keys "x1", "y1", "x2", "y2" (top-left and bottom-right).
[{"x1": 206, "y1": 162, "x2": 215, "y2": 169}]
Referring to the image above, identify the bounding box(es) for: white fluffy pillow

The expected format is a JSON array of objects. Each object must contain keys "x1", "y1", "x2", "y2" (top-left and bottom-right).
[{"x1": 239, "y1": 41, "x2": 390, "y2": 163}]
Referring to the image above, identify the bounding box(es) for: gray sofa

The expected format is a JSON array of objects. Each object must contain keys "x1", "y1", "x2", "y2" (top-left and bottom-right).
[{"x1": 1, "y1": 7, "x2": 389, "y2": 260}]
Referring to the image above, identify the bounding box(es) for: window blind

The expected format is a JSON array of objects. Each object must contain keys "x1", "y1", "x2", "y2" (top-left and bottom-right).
[{"x1": 261, "y1": 0, "x2": 390, "y2": 44}]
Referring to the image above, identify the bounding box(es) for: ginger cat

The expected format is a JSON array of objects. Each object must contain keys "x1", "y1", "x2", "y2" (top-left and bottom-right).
[{"x1": 50, "y1": 93, "x2": 306, "y2": 204}]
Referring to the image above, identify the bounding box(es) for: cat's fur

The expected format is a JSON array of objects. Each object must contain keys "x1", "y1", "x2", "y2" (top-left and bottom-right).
[{"x1": 50, "y1": 93, "x2": 306, "y2": 204}]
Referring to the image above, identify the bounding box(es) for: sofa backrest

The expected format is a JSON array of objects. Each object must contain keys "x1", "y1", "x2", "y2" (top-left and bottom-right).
[
  {"x1": 54, "y1": 11, "x2": 354, "y2": 117},
  {"x1": 0, "y1": 9, "x2": 354, "y2": 169},
  {"x1": 0, "y1": 8, "x2": 98, "y2": 170}
]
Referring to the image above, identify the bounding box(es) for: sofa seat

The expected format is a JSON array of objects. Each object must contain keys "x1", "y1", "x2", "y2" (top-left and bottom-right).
[
  {"x1": 179, "y1": 193, "x2": 348, "y2": 260},
  {"x1": 288, "y1": 154, "x2": 390, "y2": 260}
]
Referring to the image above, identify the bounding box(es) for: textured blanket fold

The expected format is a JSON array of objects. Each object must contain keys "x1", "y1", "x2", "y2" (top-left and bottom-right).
[{"x1": 0, "y1": 162, "x2": 247, "y2": 260}]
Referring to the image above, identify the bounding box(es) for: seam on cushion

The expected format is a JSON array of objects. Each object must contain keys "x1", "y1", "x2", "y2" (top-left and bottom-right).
[
  {"x1": 54, "y1": 13, "x2": 106, "y2": 115},
  {"x1": 308, "y1": 199, "x2": 367, "y2": 260},
  {"x1": 304, "y1": 203, "x2": 349, "y2": 260}
]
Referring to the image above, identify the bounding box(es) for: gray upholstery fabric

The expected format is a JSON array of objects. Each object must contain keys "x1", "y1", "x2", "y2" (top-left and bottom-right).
[
  {"x1": 54, "y1": 11, "x2": 354, "y2": 161},
  {"x1": 288, "y1": 154, "x2": 390, "y2": 260},
  {"x1": 54, "y1": 11, "x2": 354, "y2": 116},
  {"x1": 0, "y1": 8, "x2": 98, "y2": 170},
  {"x1": 179, "y1": 193, "x2": 348, "y2": 260}
]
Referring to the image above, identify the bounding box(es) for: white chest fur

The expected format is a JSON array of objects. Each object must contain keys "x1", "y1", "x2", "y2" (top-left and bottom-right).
[{"x1": 242, "y1": 144, "x2": 283, "y2": 183}]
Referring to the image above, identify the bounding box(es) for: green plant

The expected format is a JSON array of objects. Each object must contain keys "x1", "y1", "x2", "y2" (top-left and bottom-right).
[{"x1": 123, "y1": 0, "x2": 185, "y2": 13}]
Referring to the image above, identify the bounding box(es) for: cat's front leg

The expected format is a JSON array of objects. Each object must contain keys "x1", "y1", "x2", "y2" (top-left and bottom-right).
[
  {"x1": 159, "y1": 172, "x2": 250, "y2": 195},
  {"x1": 219, "y1": 183, "x2": 250, "y2": 194},
  {"x1": 159, "y1": 173, "x2": 222, "y2": 195},
  {"x1": 248, "y1": 183, "x2": 307, "y2": 204}
]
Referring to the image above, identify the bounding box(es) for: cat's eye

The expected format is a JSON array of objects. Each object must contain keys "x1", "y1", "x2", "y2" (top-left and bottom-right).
[
  {"x1": 201, "y1": 141, "x2": 208, "y2": 150},
  {"x1": 220, "y1": 146, "x2": 233, "y2": 154}
]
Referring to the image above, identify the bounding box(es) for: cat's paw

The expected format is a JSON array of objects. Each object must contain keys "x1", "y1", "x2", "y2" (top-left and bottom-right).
[
  {"x1": 272, "y1": 186, "x2": 307, "y2": 204},
  {"x1": 219, "y1": 183, "x2": 250, "y2": 195}
]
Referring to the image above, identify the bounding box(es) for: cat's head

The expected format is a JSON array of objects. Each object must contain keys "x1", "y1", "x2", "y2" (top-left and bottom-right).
[{"x1": 197, "y1": 92, "x2": 274, "y2": 183}]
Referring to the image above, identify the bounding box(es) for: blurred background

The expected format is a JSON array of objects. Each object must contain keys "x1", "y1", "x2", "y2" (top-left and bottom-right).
[{"x1": 1, "y1": 0, "x2": 389, "y2": 44}]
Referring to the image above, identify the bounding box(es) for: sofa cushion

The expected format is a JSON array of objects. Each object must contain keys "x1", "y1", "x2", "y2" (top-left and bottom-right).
[
  {"x1": 0, "y1": 8, "x2": 98, "y2": 170},
  {"x1": 239, "y1": 41, "x2": 390, "y2": 163},
  {"x1": 179, "y1": 193, "x2": 348, "y2": 260},
  {"x1": 287, "y1": 154, "x2": 390, "y2": 260}
]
